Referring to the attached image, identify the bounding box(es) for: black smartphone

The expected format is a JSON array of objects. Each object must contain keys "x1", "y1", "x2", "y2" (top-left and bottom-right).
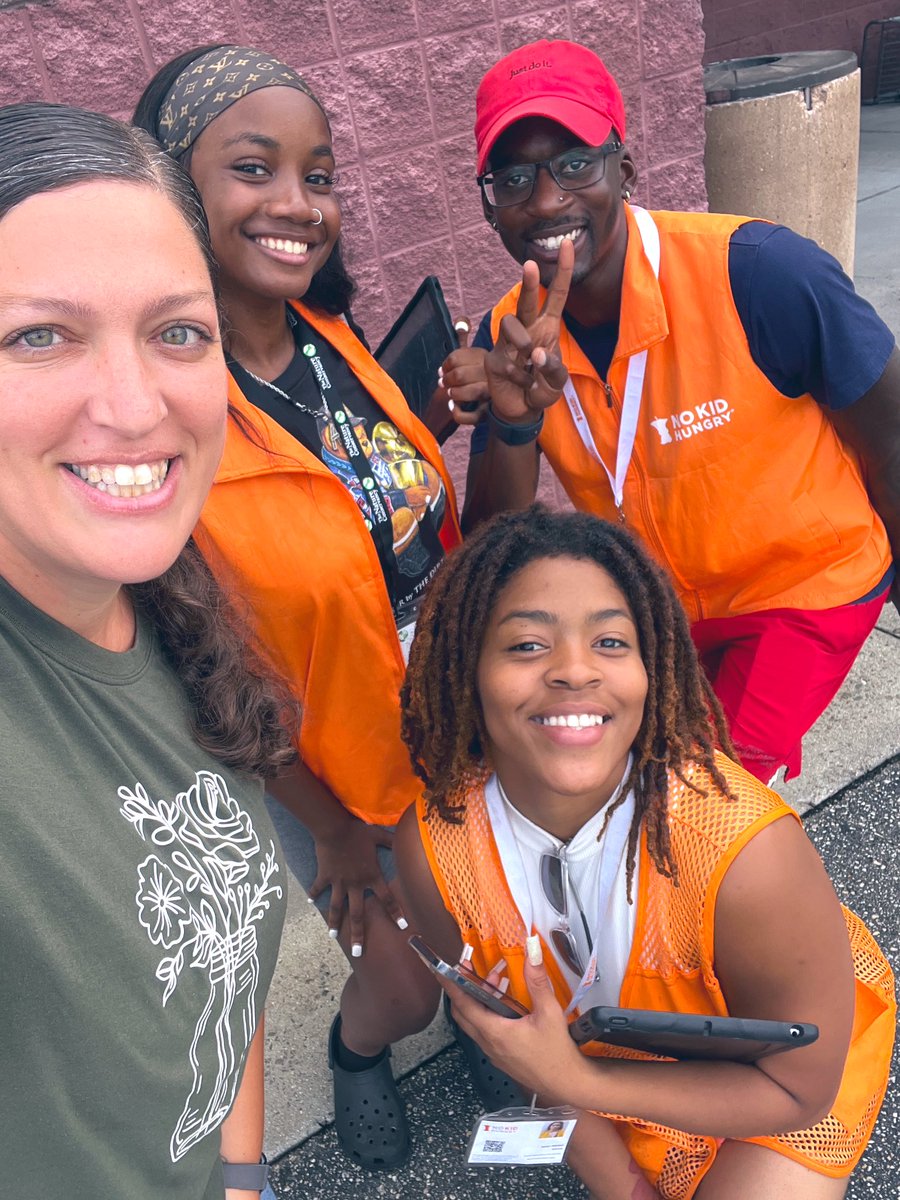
[
  {"x1": 569, "y1": 1006, "x2": 819, "y2": 1061},
  {"x1": 408, "y1": 935, "x2": 528, "y2": 1019}
]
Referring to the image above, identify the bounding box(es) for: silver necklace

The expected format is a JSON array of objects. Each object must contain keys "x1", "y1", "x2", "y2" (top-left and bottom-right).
[
  {"x1": 234, "y1": 307, "x2": 329, "y2": 418},
  {"x1": 237, "y1": 360, "x2": 329, "y2": 419}
]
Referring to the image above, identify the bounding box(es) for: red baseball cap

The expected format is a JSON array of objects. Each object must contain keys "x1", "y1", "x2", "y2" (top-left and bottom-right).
[{"x1": 475, "y1": 40, "x2": 626, "y2": 174}]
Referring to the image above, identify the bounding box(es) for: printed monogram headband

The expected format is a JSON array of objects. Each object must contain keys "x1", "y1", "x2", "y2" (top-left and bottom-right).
[{"x1": 157, "y1": 45, "x2": 318, "y2": 157}]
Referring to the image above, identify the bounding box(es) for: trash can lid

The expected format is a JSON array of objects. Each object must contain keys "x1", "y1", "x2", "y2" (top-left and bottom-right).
[{"x1": 704, "y1": 50, "x2": 857, "y2": 104}]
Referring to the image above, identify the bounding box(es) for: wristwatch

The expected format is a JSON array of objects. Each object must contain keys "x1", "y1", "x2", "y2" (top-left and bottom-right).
[
  {"x1": 222, "y1": 1153, "x2": 268, "y2": 1192},
  {"x1": 487, "y1": 404, "x2": 544, "y2": 446}
]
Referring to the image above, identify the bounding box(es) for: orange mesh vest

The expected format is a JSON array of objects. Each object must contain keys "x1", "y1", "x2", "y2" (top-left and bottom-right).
[
  {"x1": 490, "y1": 207, "x2": 891, "y2": 623},
  {"x1": 196, "y1": 301, "x2": 460, "y2": 825},
  {"x1": 418, "y1": 754, "x2": 895, "y2": 1197}
]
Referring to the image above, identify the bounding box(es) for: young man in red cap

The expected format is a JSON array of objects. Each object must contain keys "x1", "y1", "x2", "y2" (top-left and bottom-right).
[{"x1": 447, "y1": 38, "x2": 900, "y2": 785}]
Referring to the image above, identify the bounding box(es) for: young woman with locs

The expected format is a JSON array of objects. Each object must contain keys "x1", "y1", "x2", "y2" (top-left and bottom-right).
[
  {"x1": 0, "y1": 103, "x2": 298, "y2": 1199},
  {"x1": 134, "y1": 45, "x2": 461, "y2": 1169},
  {"x1": 396, "y1": 507, "x2": 895, "y2": 1199}
]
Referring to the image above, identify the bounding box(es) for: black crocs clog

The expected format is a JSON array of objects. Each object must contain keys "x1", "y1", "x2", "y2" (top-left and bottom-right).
[
  {"x1": 327, "y1": 1015, "x2": 411, "y2": 1171},
  {"x1": 442, "y1": 993, "x2": 527, "y2": 1110}
]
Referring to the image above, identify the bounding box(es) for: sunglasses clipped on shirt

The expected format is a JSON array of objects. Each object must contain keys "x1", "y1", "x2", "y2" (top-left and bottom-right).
[{"x1": 539, "y1": 848, "x2": 594, "y2": 978}]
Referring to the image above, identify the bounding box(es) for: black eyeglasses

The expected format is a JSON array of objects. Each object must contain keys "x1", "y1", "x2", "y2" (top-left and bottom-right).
[
  {"x1": 478, "y1": 142, "x2": 623, "y2": 209},
  {"x1": 539, "y1": 850, "x2": 593, "y2": 978}
]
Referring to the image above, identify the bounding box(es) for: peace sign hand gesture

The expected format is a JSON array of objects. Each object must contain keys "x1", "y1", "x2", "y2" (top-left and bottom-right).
[{"x1": 485, "y1": 238, "x2": 574, "y2": 425}]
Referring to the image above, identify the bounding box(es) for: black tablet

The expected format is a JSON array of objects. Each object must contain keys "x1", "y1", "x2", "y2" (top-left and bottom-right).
[
  {"x1": 569, "y1": 1006, "x2": 818, "y2": 1061},
  {"x1": 374, "y1": 276, "x2": 457, "y2": 418}
]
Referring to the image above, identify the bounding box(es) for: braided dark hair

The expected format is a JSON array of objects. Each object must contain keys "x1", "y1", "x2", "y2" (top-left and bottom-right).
[
  {"x1": 401, "y1": 506, "x2": 736, "y2": 890},
  {"x1": 131, "y1": 43, "x2": 359, "y2": 321}
]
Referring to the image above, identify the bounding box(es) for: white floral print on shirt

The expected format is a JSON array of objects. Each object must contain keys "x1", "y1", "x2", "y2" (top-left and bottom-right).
[{"x1": 120, "y1": 770, "x2": 282, "y2": 1161}]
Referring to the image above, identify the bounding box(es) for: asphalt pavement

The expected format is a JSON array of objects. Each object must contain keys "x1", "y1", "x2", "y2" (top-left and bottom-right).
[{"x1": 263, "y1": 102, "x2": 900, "y2": 1198}]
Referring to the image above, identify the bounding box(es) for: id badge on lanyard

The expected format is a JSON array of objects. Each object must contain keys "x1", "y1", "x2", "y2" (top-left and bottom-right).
[
  {"x1": 467, "y1": 1097, "x2": 578, "y2": 1166},
  {"x1": 563, "y1": 206, "x2": 661, "y2": 521}
]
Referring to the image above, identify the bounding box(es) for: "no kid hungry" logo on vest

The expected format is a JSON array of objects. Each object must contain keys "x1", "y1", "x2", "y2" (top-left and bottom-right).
[{"x1": 649, "y1": 399, "x2": 735, "y2": 445}]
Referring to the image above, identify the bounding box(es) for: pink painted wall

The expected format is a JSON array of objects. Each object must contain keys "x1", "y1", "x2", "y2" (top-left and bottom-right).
[
  {"x1": 0, "y1": 0, "x2": 707, "y2": 346},
  {"x1": 0, "y1": 0, "x2": 707, "y2": 503},
  {"x1": 702, "y1": 1, "x2": 900, "y2": 72}
]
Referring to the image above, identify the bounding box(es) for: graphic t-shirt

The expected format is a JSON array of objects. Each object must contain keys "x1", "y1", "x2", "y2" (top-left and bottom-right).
[
  {"x1": 0, "y1": 574, "x2": 285, "y2": 1199},
  {"x1": 228, "y1": 308, "x2": 447, "y2": 628}
]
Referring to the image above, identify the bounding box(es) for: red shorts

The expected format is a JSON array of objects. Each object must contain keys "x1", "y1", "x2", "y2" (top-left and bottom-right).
[{"x1": 691, "y1": 589, "x2": 889, "y2": 782}]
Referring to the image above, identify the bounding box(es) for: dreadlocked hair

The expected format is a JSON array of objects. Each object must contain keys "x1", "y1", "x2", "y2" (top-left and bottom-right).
[{"x1": 401, "y1": 505, "x2": 736, "y2": 895}]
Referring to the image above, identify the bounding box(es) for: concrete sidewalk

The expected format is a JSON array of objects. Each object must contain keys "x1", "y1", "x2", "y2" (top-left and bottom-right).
[{"x1": 261, "y1": 102, "x2": 900, "y2": 1191}]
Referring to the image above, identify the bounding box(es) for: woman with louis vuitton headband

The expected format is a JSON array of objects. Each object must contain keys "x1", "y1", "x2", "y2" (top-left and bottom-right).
[{"x1": 135, "y1": 45, "x2": 461, "y2": 1171}]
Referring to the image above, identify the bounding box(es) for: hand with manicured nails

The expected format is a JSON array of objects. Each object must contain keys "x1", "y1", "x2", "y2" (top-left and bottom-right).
[
  {"x1": 437, "y1": 315, "x2": 491, "y2": 428},
  {"x1": 485, "y1": 238, "x2": 574, "y2": 425},
  {"x1": 445, "y1": 935, "x2": 586, "y2": 1104},
  {"x1": 422, "y1": 315, "x2": 490, "y2": 442},
  {"x1": 309, "y1": 818, "x2": 406, "y2": 954}
]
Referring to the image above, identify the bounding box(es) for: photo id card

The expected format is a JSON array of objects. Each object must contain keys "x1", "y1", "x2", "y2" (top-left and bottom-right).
[{"x1": 466, "y1": 1105, "x2": 578, "y2": 1166}]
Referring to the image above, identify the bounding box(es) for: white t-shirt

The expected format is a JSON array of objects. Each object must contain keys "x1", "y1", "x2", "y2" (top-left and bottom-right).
[{"x1": 484, "y1": 762, "x2": 638, "y2": 1009}]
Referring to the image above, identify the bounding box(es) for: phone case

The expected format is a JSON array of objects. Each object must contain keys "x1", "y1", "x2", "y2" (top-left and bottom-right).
[{"x1": 408, "y1": 935, "x2": 527, "y2": 1018}]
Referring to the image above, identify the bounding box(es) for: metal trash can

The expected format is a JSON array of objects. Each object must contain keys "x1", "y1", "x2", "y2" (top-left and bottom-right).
[
  {"x1": 704, "y1": 51, "x2": 860, "y2": 273},
  {"x1": 861, "y1": 17, "x2": 900, "y2": 104}
]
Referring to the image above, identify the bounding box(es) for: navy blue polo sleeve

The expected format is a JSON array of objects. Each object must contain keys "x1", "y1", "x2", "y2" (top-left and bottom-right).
[
  {"x1": 471, "y1": 309, "x2": 494, "y2": 351},
  {"x1": 469, "y1": 310, "x2": 494, "y2": 455},
  {"x1": 729, "y1": 221, "x2": 895, "y2": 409}
]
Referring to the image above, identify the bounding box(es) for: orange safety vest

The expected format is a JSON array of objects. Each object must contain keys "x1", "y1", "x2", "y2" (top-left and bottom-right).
[
  {"x1": 196, "y1": 301, "x2": 460, "y2": 825},
  {"x1": 490, "y1": 207, "x2": 892, "y2": 623},
  {"x1": 418, "y1": 754, "x2": 895, "y2": 1197}
]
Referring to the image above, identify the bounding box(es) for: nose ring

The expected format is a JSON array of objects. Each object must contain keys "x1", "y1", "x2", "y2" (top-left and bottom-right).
[{"x1": 311, "y1": 208, "x2": 324, "y2": 226}]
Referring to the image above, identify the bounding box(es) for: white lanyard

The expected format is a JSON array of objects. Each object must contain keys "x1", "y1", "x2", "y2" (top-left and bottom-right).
[
  {"x1": 562, "y1": 206, "x2": 661, "y2": 515},
  {"x1": 484, "y1": 765, "x2": 635, "y2": 1015}
]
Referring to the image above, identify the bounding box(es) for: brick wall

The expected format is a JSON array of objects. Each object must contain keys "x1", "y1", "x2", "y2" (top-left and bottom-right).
[
  {"x1": 702, "y1": 1, "x2": 900, "y2": 70},
  {"x1": 0, "y1": 0, "x2": 707, "y2": 345}
]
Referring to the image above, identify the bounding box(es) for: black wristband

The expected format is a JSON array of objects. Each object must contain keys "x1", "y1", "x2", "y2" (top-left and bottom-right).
[
  {"x1": 487, "y1": 405, "x2": 544, "y2": 446},
  {"x1": 222, "y1": 1154, "x2": 268, "y2": 1191}
]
